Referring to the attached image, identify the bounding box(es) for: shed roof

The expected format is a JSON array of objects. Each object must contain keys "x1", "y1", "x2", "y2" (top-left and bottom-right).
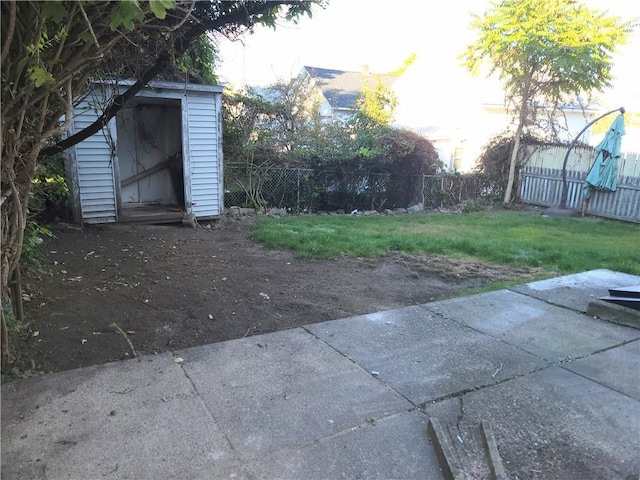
[
  {"x1": 303, "y1": 66, "x2": 399, "y2": 110},
  {"x1": 93, "y1": 79, "x2": 224, "y2": 94}
]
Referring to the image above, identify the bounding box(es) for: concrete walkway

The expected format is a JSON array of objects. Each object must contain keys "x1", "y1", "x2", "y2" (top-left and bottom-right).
[{"x1": 2, "y1": 269, "x2": 639, "y2": 479}]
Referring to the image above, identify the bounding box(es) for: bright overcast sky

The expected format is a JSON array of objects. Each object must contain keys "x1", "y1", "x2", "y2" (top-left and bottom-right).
[{"x1": 215, "y1": 0, "x2": 640, "y2": 111}]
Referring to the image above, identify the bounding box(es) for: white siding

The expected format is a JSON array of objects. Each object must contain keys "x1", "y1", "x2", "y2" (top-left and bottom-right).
[
  {"x1": 70, "y1": 96, "x2": 117, "y2": 223},
  {"x1": 186, "y1": 92, "x2": 221, "y2": 217}
]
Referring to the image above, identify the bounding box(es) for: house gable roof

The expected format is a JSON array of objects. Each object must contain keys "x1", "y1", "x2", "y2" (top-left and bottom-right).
[{"x1": 303, "y1": 66, "x2": 399, "y2": 110}]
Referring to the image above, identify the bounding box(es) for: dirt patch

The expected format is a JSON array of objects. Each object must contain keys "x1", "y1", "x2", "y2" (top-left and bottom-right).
[{"x1": 13, "y1": 216, "x2": 542, "y2": 375}]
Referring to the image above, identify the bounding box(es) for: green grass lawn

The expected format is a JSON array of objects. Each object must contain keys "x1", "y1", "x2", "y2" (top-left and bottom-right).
[{"x1": 249, "y1": 210, "x2": 640, "y2": 275}]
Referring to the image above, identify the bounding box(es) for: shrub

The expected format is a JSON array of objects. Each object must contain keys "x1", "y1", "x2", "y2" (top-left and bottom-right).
[{"x1": 30, "y1": 155, "x2": 71, "y2": 223}]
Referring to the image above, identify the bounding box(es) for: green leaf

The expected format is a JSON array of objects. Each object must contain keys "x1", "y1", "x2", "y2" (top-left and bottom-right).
[
  {"x1": 79, "y1": 30, "x2": 94, "y2": 44},
  {"x1": 29, "y1": 66, "x2": 55, "y2": 88},
  {"x1": 110, "y1": 0, "x2": 144, "y2": 31},
  {"x1": 41, "y1": 2, "x2": 67, "y2": 25},
  {"x1": 149, "y1": 0, "x2": 175, "y2": 20}
]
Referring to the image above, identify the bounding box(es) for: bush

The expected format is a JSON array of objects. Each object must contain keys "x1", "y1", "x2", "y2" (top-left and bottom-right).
[
  {"x1": 306, "y1": 127, "x2": 443, "y2": 211},
  {"x1": 30, "y1": 155, "x2": 71, "y2": 223},
  {"x1": 474, "y1": 132, "x2": 560, "y2": 200}
]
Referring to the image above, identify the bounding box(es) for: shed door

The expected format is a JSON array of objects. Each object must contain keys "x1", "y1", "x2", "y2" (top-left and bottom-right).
[
  {"x1": 116, "y1": 98, "x2": 184, "y2": 208},
  {"x1": 186, "y1": 93, "x2": 221, "y2": 217}
]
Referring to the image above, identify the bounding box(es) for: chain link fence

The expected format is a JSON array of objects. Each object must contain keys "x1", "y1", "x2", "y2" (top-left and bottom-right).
[{"x1": 224, "y1": 165, "x2": 497, "y2": 213}]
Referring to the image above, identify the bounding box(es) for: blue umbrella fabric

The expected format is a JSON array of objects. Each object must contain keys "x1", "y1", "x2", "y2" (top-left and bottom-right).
[{"x1": 583, "y1": 114, "x2": 626, "y2": 199}]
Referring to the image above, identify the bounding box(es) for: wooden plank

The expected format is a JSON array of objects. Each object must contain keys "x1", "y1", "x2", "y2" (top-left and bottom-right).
[{"x1": 120, "y1": 160, "x2": 171, "y2": 187}]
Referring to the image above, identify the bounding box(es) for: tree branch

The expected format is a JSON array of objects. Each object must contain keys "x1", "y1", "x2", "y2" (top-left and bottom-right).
[
  {"x1": 78, "y1": 2, "x2": 101, "y2": 49},
  {"x1": 40, "y1": 53, "x2": 171, "y2": 158},
  {"x1": 40, "y1": 1, "x2": 287, "y2": 158},
  {"x1": 0, "y1": 0, "x2": 16, "y2": 65}
]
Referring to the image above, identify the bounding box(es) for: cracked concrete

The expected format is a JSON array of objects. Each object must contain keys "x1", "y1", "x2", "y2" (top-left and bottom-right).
[{"x1": 2, "y1": 269, "x2": 639, "y2": 479}]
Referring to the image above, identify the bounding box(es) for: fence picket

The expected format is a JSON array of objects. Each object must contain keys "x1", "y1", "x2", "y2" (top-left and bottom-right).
[{"x1": 520, "y1": 145, "x2": 640, "y2": 223}]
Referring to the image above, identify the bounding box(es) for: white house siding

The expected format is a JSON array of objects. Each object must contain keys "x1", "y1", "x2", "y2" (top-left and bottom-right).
[
  {"x1": 186, "y1": 92, "x2": 222, "y2": 218},
  {"x1": 69, "y1": 96, "x2": 118, "y2": 224}
]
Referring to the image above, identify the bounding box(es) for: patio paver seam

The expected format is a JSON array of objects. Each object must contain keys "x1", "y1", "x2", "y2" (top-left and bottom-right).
[
  {"x1": 556, "y1": 364, "x2": 640, "y2": 402},
  {"x1": 506, "y1": 285, "x2": 594, "y2": 314},
  {"x1": 416, "y1": 302, "x2": 558, "y2": 363},
  {"x1": 301, "y1": 324, "x2": 419, "y2": 408},
  {"x1": 250, "y1": 409, "x2": 423, "y2": 462},
  {"x1": 417, "y1": 362, "x2": 556, "y2": 410},
  {"x1": 170, "y1": 349, "x2": 242, "y2": 459}
]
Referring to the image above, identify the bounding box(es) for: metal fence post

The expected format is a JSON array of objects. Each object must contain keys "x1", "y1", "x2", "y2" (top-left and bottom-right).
[{"x1": 297, "y1": 168, "x2": 300, "y2": 213}]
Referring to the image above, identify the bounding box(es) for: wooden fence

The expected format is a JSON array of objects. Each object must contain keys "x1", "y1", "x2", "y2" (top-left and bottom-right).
[{"x1": 519, "y1": 146, "x2": 640, "y2": 223}]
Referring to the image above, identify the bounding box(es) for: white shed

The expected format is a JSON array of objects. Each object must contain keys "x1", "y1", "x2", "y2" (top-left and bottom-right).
[{"x1": 65, "y1": 80, "x2": 224, "y2": 224}]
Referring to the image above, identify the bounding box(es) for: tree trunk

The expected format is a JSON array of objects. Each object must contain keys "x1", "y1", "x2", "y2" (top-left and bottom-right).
[
  {"x1": 503, "y1": 78, "x2": 532, "y2": 205},
  {"x1": 0, "y1": 307, "x2": 8, "y2": 370},
  {"x1": 1, "y1": 186, "x2": 27, "y2": 369},
  {"x1": 503, "y1": 120, "x2": 524, "y2": 204},
  {"x1": 1, "y1": 136, "x2": 35, "y2": 371}
]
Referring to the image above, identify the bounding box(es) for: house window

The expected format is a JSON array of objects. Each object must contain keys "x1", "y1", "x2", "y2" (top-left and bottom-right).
[{"x1": 453, "y1": 147, "x2": 464, "y2": 171}]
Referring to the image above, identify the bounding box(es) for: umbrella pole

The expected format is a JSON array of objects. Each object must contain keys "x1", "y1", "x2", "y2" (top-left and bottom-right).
[
  {"x1": 581, "y1": 197, "x2": 589, "y2": 216},
  {"x1": 558, "y1": 107, "x2": 625, "y2": 210}
]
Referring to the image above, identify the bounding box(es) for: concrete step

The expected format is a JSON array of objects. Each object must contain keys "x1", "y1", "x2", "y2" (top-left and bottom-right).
[
  {"x1": 600, "y1": 295, "x2": 640, "y2": 311},
  {"x1": 608, "y1": 285, "x2": 640, "y2": 299},
  {"x1": 427, "y1": 418, "x2": 508, "y2": 480},
  {"x1": 587, "y1": 299, "x2": 640, "y2": 330}
]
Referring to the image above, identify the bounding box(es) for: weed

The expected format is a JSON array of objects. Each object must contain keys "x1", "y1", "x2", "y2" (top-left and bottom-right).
[
  {"x1": 21, "y1": 220, "x2": 54, "y2": 268},
  {"x1": 460, "y1": 199, "x2": 483, "y2": 213}
]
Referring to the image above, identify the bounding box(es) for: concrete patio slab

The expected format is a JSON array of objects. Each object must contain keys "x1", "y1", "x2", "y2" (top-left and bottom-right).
[
  {"x1": 2, "y1": 270, "x2": 638, "y2": 480},
  {"x1": 510, "y1": 269, "x2": 640, "y2": 312},
  {"x1": 1, "y1": 353, "x2": 242, "y2": 480},
  {"x1": 245, "y1": 411, "x2": 444, "y2": 480},
  {"x1": 177, "y1": 328, "x2": 412, "y2": 458},
  {"x1": 305, "y1": 305, "x2": 547, "y2": 405},
  {"x1": 424, "y1": 289, "x2": 640, "y2": 362},
  {"x1": 424, "y1": 366, "x2": 640, "y2": 480},
  {"x1": 561, "y1": 339, "x2": 640, "y2": 400}
]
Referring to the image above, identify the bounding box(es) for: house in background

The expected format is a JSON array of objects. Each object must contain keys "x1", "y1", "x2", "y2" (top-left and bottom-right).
[
  {"x1": 64, "y1": 80, "x2": 224, "y2": 225},
  {"x1": 391, "y1": 55, "x2": 600, "y2": 172},
  {"x1": 293, "y1": 62, "x2": 603, "y2": 173},
  {"x1": 299, "y1": 66, "x2": 399, "y2": 123}
]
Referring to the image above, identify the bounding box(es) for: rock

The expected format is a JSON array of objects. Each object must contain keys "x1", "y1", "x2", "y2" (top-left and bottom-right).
[
  {"x1": 181, "y1": 213, "x2": 198, "y2": 228},
  {"x1": 407, "y1": 202, "x2": 424, "y2": 213},
  {"x1": 383, "y1": 209, "x2": 393, "y2": 215},
  {"x1": 542, "y1": 207, "x2": 579, "y2": 217},
  {"x1": 336, "y1": 209, "x2": 346, "y2": 215},
  {"x1": 266, "y1": 207, "x2": 287, "y2": 218},
  {"x1": 393, "y1": 208, "x2": 408, "y2": 214},
  {"x1": 363, "y1": 210, "x2": 378, "y2": 216}
]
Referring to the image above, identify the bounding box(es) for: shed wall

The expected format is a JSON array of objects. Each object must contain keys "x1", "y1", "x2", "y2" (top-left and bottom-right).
[{"x1": 69, "y1": 95, "x2": 118, "y2": 223}]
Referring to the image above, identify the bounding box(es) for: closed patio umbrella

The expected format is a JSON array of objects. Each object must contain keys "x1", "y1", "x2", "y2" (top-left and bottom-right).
[{"x1": 582, "y1": 114, "x2": 625, "y2": 200}]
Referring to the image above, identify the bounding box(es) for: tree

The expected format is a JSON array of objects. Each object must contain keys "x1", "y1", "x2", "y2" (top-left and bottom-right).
[
  {"x1": 0, "y1": 0, "x2": 321, "y2": 369},
  {"x1": 354, "y1": 77, "x2": 398, "y2": 129},
  {"x1": 224, "y1": 74, "x2": 353, "y2": 167},
  {"x1": 463, "y1": 0, "x2": 632, "y2": 204}
]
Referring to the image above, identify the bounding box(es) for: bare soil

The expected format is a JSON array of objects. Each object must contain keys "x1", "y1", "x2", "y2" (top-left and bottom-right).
[{"x1": 14, "y1": 215, "x2": 541, "y2": 375}]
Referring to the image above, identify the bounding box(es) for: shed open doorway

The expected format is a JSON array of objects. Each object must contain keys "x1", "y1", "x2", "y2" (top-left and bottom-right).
[{"x1": 116, "y1": 97, "x2": 185, "y2": 223}]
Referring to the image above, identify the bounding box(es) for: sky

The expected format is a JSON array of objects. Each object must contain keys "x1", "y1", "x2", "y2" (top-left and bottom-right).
[{"x1": 215, "y1": 0, "x2": 640, "y2": 112}]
